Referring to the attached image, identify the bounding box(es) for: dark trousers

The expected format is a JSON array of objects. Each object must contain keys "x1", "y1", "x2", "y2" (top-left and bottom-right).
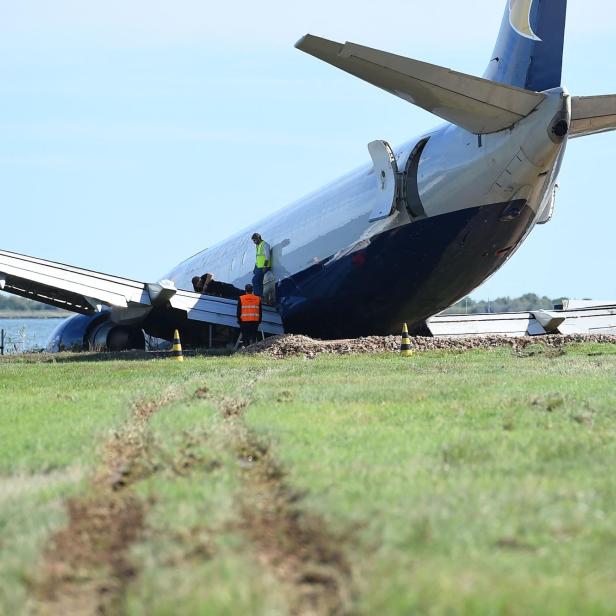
[
  {"x1": 240, "y1": 322, "x2": 260, "y2": 347},
  {"x1": 252, "y1": 266, "x2": 265, "y2": 297}
]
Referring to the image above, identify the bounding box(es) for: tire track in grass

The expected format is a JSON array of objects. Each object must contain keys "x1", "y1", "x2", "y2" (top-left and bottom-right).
[
  {"x1": 217, "y1": 393, "x2": 356, "y2": 615},
  {"x1": 31, "y1": 391, "x2": 178, "y2": 616},
  {"x1": 32, "y1": 369, "x2": 355, "y2": 615}
]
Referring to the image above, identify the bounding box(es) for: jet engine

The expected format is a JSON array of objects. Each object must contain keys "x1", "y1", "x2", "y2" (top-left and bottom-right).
[{"x1": 46, "y1": 312, "x2": 145, "y2": 353}]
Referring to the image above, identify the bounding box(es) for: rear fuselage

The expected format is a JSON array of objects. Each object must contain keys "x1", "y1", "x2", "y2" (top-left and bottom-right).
[{"x1": 165, "y1": 88, "x2": 569, "y2": 338}]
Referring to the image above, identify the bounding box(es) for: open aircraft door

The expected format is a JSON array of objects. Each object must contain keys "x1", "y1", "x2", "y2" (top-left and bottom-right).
[{"x1": 368, "y1": 140, "x2": 400, "y2": 222}]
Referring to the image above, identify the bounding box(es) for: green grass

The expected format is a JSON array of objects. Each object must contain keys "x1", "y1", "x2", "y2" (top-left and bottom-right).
[
  {"x1": 0, "y1": 360, "x2": 185, "y2": 473},
  {"x1": 1, "y1": 344, "x2": 616, "y2": 615},
  {"x1": 0, "y1": 358, "x2": 215, "y2": 615},
  {"x1": 245, "y1": 347, "x2": 616, "y2": 614}
]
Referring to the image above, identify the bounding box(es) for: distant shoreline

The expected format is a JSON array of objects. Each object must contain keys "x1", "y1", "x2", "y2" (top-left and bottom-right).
[{"x1": 0, "y1": 312, "x2": 68, "y2": 319}]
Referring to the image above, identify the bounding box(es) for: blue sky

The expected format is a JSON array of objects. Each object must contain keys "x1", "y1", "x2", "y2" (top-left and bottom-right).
[{"x1": 1, "y1": 0, "x2": 614, "y2": 300}]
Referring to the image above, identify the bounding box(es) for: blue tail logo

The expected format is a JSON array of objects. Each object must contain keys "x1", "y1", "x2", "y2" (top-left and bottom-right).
[
  {"x1": 509, "y1": 0, "x2": 541, "y2": 41},
  {"x1": 485, "y1": 0, "x2": 567, "y2": 93}
]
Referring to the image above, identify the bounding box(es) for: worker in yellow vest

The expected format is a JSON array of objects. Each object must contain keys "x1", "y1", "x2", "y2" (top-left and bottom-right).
[
  {"x1": 236, "y1": 283, "x2": 262, "y2": 347},
  {"x1": 251, "y1": 232, "x2": 271, "y2": 297}
]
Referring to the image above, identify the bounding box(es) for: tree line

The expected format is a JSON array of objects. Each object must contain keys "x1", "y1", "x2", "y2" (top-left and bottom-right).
[
  {"x1": 0, "y1": 292, "x2": 67, "y2": 313},
  {"x1": 442, "y1": 293, "x2": 566, "y2": 315},
  {"x1": 1, "y1": 291, "x2": 566, "y2": 316}
]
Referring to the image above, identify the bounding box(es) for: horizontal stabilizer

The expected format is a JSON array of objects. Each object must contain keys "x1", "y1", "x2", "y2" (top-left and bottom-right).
[
  {"x1": 295, "y1": 35, "x2": 545, "y2": 134},
  {"x1": 570, "y1": 95, "x2": 616, "y2": 138}
]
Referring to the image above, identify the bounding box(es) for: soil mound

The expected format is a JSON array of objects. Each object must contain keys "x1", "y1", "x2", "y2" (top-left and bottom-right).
[{"x1": 242, "y1": 333, "x2": 616, "y2": 359}]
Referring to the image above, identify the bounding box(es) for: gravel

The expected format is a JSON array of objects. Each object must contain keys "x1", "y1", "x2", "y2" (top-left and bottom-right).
[{"x1": 240, "y1": 334, "x2": 616, "y2": 359}]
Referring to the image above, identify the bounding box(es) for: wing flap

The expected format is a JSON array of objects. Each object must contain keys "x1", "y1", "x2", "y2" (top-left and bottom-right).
[
  {"x1": 170, "y1": 291, "x2": 284, "y2": 335},
  {"x1": 570, "y1": 95, "x2": 616, "y2": 138},
  {"x1": 295, "y1": 35, "x2": 545, "y2": 134}
]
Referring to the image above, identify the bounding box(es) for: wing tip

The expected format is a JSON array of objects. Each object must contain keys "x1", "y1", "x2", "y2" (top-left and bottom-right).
[
  {"x1": 294, "y1": 34, "x2": 311, "y2": 51},
  {"x1": 294, "y1": 33, "x2": 343, "y2": 56}
]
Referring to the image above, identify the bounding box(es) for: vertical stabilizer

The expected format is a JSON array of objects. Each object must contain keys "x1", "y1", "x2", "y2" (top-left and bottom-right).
[{"x1": 484, "y1": 0, "x2": 567, "y2": 92}]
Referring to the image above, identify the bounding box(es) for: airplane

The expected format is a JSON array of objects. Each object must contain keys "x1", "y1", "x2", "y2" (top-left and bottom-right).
[{"x1": 1, "y1": 0, "x2": 615, "y2": 350}]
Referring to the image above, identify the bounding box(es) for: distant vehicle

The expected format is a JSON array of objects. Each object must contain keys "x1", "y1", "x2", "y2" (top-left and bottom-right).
[{"x1": 1, "y1": 0, "x2": 615, "y2": 349}]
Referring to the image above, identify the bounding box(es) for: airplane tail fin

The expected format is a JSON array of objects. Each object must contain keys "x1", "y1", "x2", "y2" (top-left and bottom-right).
[
  {"x1": 484, "y1": 0, "x2": 567, "y2": 92},
  {"x1": 484, "y1": 0, "x2": 616, "y2": 139},
  {"x1": 295, "y1": 35, "x2": 544, "y2": 135}
]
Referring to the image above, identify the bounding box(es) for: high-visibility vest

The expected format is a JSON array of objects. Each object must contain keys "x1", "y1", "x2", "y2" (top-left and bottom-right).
[
  {"x1": 239, "y1": 294, "x2": 261, "y2": 322},
  {"x1": 255, "y1": 241, "x2": 270, "y2": 269}
]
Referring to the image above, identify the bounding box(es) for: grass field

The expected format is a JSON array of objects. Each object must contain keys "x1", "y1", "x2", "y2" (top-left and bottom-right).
[{"x1": 1, "y1": 343, "x2": 616, "y2": 615}]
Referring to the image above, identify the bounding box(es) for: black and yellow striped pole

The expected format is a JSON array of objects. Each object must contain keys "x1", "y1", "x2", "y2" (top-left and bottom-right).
[
  {"x1": 400, "y1": 323, "x2": 413, "y2": 357},
  {"x1": 172, "y1": 329, "x2": 184, "y2": 361}
]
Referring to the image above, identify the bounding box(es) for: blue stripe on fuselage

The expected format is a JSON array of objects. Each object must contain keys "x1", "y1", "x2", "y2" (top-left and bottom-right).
[{"x1": 277, "y1": 199, "x2": 536, "y2": 338}]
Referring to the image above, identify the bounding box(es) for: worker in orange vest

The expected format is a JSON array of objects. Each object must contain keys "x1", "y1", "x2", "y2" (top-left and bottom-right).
[{"x1": 236, "y1": 283, "x2": 262, "y2": 347}]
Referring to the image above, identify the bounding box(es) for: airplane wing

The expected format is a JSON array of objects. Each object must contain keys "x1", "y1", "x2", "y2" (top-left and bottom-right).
[
  {"x1": 0, "y1": 249, "x2": 160, "y2": 314},
  {"x1": 295, "y1": 35, "x2": 545, "y2": 134},
  {"x1": 570, "y1": 95, "x2": 616, "y2": 138},
  {"x1": 0, "y1": 249, "x2": 284, "y2": 335},
  {"x1": 0, "y1": 249, "x2": 173, "y2": 314}
]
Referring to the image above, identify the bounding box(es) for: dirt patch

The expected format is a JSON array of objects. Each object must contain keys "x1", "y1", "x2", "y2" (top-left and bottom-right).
[
  {"x1": 169, "y1": 430, "x2": 222, "y2": 477},
  {"x1": 236, "y1": 433, "x2": 354, "y2": 615},
  {"x1": 219, "y1": 396, "x2": 250, "y2": 418},
  {"x1": 496, "y1": 536, "x2": 536, "y2": 552},
  {"x1": 31, "y1": 392, "x2": 177, "y2": 615},
  {"x1": 241, "y1": 334, "x2": 399, "y2": 358},
  {"x1": 193, "y1": 386, "x2": 210, "y2": 399},
  {"x1": 100, "y1": 391, "x2": 179, "y2": 491},
  {"x1": 35, "y1": 494, "x2": 144, "y2": 615},
  {"x1": 241, "y1": 333, "x2": 616, "y2": 359},
  {"x1": 531, "y1": 394, "x2": 566, "y2": 413},
  {"x1": 213, "y1": 389, "x2": 354, "y2": 616}
]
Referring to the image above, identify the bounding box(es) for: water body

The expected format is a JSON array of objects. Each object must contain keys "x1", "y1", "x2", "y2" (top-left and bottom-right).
[{"x1": 0, "y1": 317, "x2": 67, "y2": 354}]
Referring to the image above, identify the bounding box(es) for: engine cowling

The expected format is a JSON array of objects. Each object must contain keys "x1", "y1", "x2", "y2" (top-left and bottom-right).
[{"x1": 47, "y1": 312, "x2": 145, "y2": 352}]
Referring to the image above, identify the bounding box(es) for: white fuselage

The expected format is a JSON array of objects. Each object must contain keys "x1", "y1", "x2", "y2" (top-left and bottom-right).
[{"x1": 165, "y1": 88, "x2": 569, "y2": 336}]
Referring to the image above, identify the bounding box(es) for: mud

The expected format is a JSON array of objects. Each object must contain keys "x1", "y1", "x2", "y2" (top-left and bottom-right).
[
  {"x1": 31, "y1": 371, "x2": 356, "y2": 615},
  {"x1": 214, "y1": 390, "x2": 354, "y2": 616},
  {"x1": 32, "y1": 394, "x2": 176, "y2": 616},
  {"x1": 219, "y1": 396, "x2": 249, "y2": 418},
  {"x1": 236, "y1": 432, "x2": 354, "y2": 616},
  {"x1": 36, "y1": 494, "x2": 144, "y2": 615},
  {"x1": 242, "y1": 333, "x2": 616, "y2": 359}
]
